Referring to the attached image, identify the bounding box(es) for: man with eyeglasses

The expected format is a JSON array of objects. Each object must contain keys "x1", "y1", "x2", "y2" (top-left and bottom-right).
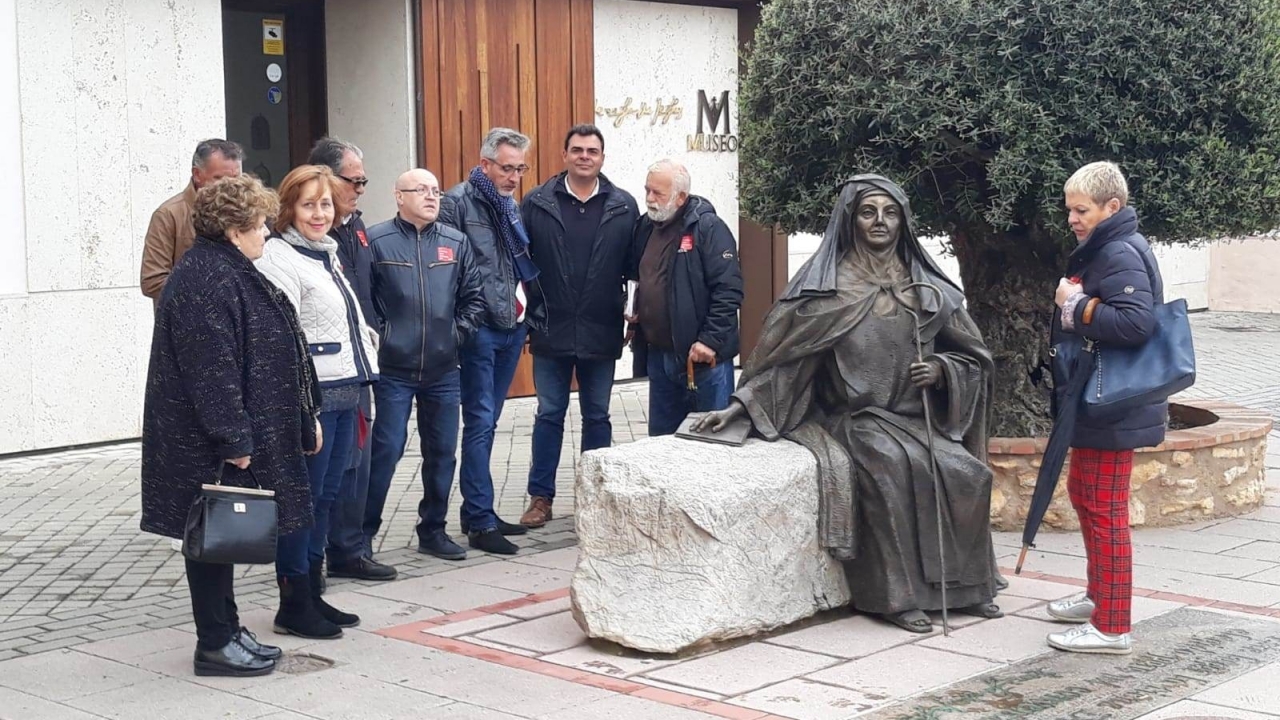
[
  {"x1": 438, "y1": 127, "x2": 541, "y2": 555},
  {"x1": 362, "y1": 169, "x2": 485, "y2": 561},
  {"x1": 516, "y1": 124, "x2": 639, "y2": 528},
  {"x1": 305, "y1": 137, "x2": 397, "y2": 582}
]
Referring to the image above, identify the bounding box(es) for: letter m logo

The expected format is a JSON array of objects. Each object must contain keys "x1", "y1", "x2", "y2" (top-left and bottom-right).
[{"x1": 696, "y1": 90, "x2": 731, "y2": 134}]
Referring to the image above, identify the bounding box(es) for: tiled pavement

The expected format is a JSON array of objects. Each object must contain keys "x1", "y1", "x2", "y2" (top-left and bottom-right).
[{"x1": 1, "y1": 312, "x2": 1279, "y2": 719}]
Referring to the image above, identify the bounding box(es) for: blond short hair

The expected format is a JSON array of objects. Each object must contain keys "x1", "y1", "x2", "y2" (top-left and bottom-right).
[
  {"x1": 1064, "y1": 161, "x2": 1129, "y2": 207},
  {"x1": 193, "y1": 174, "x2": 279, "y2": 238}
]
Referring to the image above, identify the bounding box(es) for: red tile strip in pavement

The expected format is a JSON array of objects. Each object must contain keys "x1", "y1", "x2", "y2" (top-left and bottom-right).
[{"x1": 376, "y1": 571, "x2": 1280, "y2": 719}]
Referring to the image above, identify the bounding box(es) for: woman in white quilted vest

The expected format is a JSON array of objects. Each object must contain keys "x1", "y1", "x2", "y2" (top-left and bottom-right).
[{"x1": 255, "y1": 164, "x2": 378, "y2": 640}]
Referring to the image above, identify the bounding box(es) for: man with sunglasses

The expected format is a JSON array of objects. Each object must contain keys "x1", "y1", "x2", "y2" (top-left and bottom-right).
[
  {"x1": 438, "y1": 127, "x2": 541, "y2": 555},
  {"x1": 363, "y1": 169, "x2": 485, "y2": 561},
  {"x1": 305, "y1": 137, "x2": 397, "y2": 582}
]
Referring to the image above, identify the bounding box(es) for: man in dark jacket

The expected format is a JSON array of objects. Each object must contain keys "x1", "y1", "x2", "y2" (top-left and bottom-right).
[
  {"x1": 438, "y1": 127, "x2": 538, "y2": 555},
  {"x1": 364, "y1": 168, "x2": 486, "y2": 561},
  {"x1": 306, "y1": 137, "x2": 396, "y2": 582},
  {"x1": 517, "y1": 124, "x2": 639, "y2": 527},
  {"x1": 631, "y1": 159, "x2": 743, "y2": 436}
]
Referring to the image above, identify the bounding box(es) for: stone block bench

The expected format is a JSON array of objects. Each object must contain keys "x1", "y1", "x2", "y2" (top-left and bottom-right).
[{"x1": 569, "y1": 435, "x2": 848, "y2": 654}]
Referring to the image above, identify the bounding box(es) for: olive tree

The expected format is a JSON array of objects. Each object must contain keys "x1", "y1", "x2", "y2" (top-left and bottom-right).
[{"x1": 739, "y1": 0, "x2": 1280, "y2": 436}]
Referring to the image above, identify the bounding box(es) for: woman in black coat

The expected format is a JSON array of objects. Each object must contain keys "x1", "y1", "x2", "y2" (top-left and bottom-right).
[
  {"x1": 141, "y1": 174, "x2": 320, "y2": 677},
  {"x1": 1044, "y1": 162, "x2": 1166, "y2": 656}
]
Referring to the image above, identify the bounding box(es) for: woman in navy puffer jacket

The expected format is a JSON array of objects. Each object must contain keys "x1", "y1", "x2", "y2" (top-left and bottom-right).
[{"x1": 1044, "y1": 162, "x2": 1166, "y2": 656}]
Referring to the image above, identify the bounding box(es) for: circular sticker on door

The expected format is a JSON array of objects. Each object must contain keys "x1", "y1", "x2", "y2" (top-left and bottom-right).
[
  {"x1": 267, "y1": 86, "x2": 283, "y2": 105},
  {"x1": 266, "y1": 63, "x2": 282, "y2": 82}
]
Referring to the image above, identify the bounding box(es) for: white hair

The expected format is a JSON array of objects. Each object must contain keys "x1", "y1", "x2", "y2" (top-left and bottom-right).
[
  {"x1": 647, "y1": 159, "x2": 691, "y2": 195},
  {"x1": 1064, "y1": 161, "x2": 1129, "y2": 207}
]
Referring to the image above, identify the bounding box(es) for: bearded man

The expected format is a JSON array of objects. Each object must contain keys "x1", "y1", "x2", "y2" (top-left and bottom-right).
[{"x1": 629, "y1": 159, "x2": 743, "y2": 436}]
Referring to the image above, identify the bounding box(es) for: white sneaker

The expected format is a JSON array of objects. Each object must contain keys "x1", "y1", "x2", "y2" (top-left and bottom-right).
[
  {"x1": 1047, "y1": 622, "x2": 1132, "y2": 655},
  {"x1": 1046, "y1": 594, "x2": 1094, "y2": 623}
]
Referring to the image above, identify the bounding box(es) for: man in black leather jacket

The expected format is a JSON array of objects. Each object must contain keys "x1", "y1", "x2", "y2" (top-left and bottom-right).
[
  {"x1": 438, "y1": 127, "x2": 539, "y2": 555},
  {"x1": 363, "y1": 169, "x2": 485, "y2": 561}
]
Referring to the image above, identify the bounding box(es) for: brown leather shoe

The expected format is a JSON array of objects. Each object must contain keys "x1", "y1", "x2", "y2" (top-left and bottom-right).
[{"x1": 520, "y1": 496, "x2": 553, "y2": 528}]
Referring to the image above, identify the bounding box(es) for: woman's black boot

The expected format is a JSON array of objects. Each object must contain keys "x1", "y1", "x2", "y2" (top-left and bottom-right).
[
  {"x1": 193, "y1": 637, "x2": 275, "y2": 677},
  {"x1": 273, "y1": 574, "x2": 342, "y2": 639},
  {"x1": 309, "y1": 563, "x2": 360, "y2": 628}
]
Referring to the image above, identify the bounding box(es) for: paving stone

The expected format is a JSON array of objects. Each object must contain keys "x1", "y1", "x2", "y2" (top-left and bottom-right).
[
  {"x1": 764, "y1": 614, "x2": 928, "y2": 659},
  {"x1": 535, "y1": 694, "x2": 725, "y2": 720},
  {"x1": 0, "y1": 649, "x2": 161, "y2": 701},
  {"x1": 474, "y1": 612, "x2": 587, "y2": 654},
  {"x1": 351, "y1": 576, "x2": 526, "y2": 613},
  {"x1": 919, "y1": 615, "x2": 1057, "y2": 663},
  {"x1": 805, "y1": 645, "x2": 1001, "y2": 699},
  {"x1": 729, "y1": 677, "x2": 886, "y2": 719},
  {"x1": 425, "y1": 613, "x2": 520, "y2": 638},
  {"x1": 238, "y1": 668, "x2": 452, "y2": 719},
  {"x1": 644, "y1": 642, "x2": 840, "y2": 696},
  {"x1": 62, "y1": 677, "x2": 280, "y2": 720},
  {"x1": 1193, "y1": 663, "x2": 1280, "y2": 713},
  {"x1": 0, "y1": 686, "x2": 106, "y2": 720},
  {"x1": 540, "y1": 643, "x2": 682, "y2": 678},
  {"x1": 1136, "y1": 699, "x2": 1277, "y2": 719},
  {"x1": 77, "y1": 628, "x2": 191, "y2": 662}
]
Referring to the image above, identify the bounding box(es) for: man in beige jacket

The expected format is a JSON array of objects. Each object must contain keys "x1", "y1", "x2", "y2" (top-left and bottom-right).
[{"x1": 140, "y1": 139, "x2": 244, "y2": 302}]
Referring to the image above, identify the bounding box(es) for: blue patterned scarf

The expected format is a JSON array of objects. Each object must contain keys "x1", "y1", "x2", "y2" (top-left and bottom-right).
[{"x1": 469, "y1": 166, "x2": 539, "y2": 282}]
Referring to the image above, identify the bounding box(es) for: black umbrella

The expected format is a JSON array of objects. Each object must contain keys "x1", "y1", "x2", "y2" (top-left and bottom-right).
[{"x1": 1016, "y1": 339, "x2": 1098, "y2": 573}]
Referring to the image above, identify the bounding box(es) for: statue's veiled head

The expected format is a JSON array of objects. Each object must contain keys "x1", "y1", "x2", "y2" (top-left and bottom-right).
[{"x1": 853, "y1": 191, "x2": 903, "y2": 253}]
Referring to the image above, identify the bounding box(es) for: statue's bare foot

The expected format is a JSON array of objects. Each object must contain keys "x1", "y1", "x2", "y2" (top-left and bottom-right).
[
  {"x1": 880, "y1": 609, "x2": 933, "y2": 633},
  {"x1": 954, "y1": 602, "x2": 1003, "y2": 619}
]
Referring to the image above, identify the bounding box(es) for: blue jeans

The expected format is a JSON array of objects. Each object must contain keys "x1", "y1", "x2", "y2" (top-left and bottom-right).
[
  {"x1": 364, "y1": 371, "x2": 461, "y2": 545},
  {"x1": 276, "y1": 408, "x2": 356, "y2": 576},
  {"x1": 459, "y1": 324, "x2": 527, "y2": 531},
  {"x1": 646, "y1": 349, "x2": 734, "y2": 437},
  {"x1": 527, "y1": 355, "x2": 616, "y2": 500},
  {"x1": 328, "y1": 390, "x2": 372, "y2": 562}
]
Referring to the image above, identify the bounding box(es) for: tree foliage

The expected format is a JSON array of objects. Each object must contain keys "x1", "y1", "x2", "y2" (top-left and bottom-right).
[
  {"x1": 740, "y1": 0, "x2": 1280, "y2": 246},
  {"x1": 740, "y1": 0, "x2": 1280, "y2": 436}
]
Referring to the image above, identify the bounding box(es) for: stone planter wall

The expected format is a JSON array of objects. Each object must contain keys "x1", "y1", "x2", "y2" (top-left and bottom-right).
[{"x1": 988, "y1": 400, "x2": 1273, "y2": 531}]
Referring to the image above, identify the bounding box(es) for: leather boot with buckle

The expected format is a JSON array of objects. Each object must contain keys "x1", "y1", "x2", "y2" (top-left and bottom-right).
[{"x1": 520, "y1": 496, "x2": 553, "y2": 528}]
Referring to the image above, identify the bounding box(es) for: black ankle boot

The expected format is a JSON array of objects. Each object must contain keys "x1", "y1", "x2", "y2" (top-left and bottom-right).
[
  {"x1": 274, "y1": 574, "x2": 342, "y2": 639},
  {"x1": 193, "y1": 638, "x2": 275, "y2": 677},
  {"x1": 309, "y1": 563, "x2": 359, "y2": 628}
]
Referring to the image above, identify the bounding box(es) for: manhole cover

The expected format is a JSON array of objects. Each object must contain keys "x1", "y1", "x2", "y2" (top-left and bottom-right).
[
  {"x1": 864, "y1": 608, "x2": 1280, "y2": 719},
  {"x1": 276, "y1": 652, "x2": 334, "y2": 675}
]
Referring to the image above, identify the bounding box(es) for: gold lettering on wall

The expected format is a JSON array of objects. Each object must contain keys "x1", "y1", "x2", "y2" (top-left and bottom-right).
[{"x1": 595, "y1": 97, "x2": 684, "y2": 128}]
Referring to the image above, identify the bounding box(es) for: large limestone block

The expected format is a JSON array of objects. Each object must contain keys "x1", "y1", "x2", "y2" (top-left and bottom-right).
[{"x1": 570, "y1": 436, "x2": 850, "y2": 654}]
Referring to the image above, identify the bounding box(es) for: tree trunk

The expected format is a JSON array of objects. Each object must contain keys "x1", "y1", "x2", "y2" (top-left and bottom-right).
[{"x1": 950, "y1": 227, "x2": 1067, "y2": 438}]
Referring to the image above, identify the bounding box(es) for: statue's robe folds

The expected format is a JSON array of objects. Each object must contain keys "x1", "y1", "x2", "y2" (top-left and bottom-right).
[{"x1": 734, "y1": 260, "x2": 1000, "y2": 614}]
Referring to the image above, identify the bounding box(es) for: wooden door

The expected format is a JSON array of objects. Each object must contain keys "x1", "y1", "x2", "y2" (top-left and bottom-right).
[{"x1": 417, "y1": 0, "x2": 594, "y2": 397}]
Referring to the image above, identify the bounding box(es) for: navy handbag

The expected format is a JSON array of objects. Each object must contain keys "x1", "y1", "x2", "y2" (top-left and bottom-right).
[{"x1": 1052, "y1": 297, "x2": 1196, "y2": 418}]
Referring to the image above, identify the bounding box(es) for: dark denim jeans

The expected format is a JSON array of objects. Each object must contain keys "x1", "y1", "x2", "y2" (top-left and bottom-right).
[
  {"x1": 646, "y1": 349, "x2": 733, "y2": 437},
  {"x1": 527, "y1": 355, "x2": 616, "y2": 500},
  {"x1": 276, "y1": 408, "x2": 356, "y2": 576},
  {"x1": 459, "y1": 324, "x2": 527, "y2": 531},
  {"x1": 328, "y1": 390, "x2": 372, "y2": 562},
  {"x1": 364, "y1": 370, "x2": 461, "y2": 545}
]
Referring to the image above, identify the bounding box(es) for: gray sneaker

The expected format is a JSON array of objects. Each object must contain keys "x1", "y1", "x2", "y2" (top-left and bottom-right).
[
  {"x1": 1047, "y1": 622, "x2": 1132, "y2": 655},
  {"x1": 1046, "y1": 594, "x2": 1095, "y2": 623}
]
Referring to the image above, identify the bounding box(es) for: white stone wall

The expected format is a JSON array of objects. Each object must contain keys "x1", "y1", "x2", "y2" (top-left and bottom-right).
[
  {"x1": 0, "y1": 0, "x2": 225, "y2": 454},
  {"x1": 1210, "y1": 237, "x2": 1280, "y2": 313},
  {"x1": 325, "y1": 0, "x2": 416, "y2": 226},
  {"x1": 592, "y1": 0, "x2": 738, "y2": 233}
]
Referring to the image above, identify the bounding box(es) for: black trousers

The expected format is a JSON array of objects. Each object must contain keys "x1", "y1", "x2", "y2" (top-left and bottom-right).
[{"x1": 185, "y1": 558, "x2": 239, "y2": 650}]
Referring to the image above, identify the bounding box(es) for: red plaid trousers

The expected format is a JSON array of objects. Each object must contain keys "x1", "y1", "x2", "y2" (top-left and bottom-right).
[{"x1": 1068, "y1": 447, "x2": 1134, "y2": 635}]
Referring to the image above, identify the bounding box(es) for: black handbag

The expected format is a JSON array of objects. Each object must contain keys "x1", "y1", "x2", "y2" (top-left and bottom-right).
[
  {"x1": 182, "y1": 464, "x2": 278, "y2": 565},
  {"x1": 1051, "y1": 297, "x2": 1196, "y2": 418}
]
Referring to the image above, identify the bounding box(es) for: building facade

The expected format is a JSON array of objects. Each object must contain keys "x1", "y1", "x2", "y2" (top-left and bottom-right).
[{"x1": 0, "y1": 0, "x2": 1272, "y2": 454}]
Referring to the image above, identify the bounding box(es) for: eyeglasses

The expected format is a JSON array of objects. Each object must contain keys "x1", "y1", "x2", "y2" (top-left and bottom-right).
[
  {"x1": 397, "y1": 186, "x2": 442, "y2": 198},
  {"x1": 484, "y1": 160, "x2": 530, "y2": 176},
  {"x1": 337, "y1": 174, "x2": 370, "y2": 188}
]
